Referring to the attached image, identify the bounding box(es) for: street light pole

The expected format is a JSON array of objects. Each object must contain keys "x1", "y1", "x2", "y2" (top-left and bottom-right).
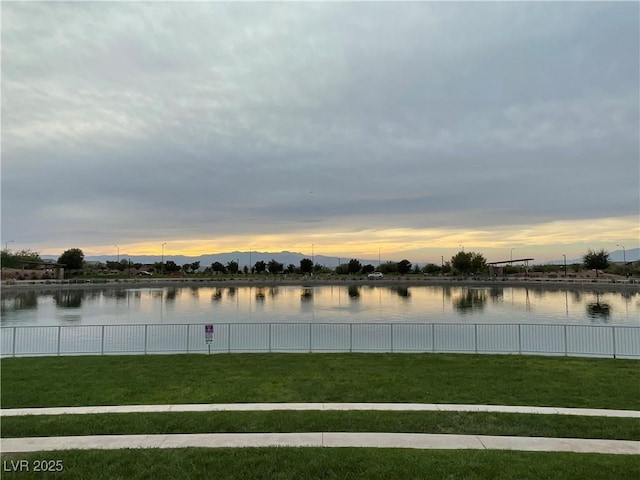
[
  {"x1": 161, "y1": 243, "x2": 167, "y2": 276},
  {"x1": 510, "y1": 248, "x2": 514, "y2": 265},
  {"x1": 563, "y1": 254, "x2": 567, "y2": 278},
  {"x1": 115, "y1": 245, "x2": 119, "y2": 263},
  {"x1": 4, "y1": 240, "x2": 14, "y2": 251},
  {"x1": 616, "y1": 244, "x2": 626, "y2": 264}
]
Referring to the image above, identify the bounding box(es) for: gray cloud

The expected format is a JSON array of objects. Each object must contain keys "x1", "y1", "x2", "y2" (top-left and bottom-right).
[{"x1": 2, "y1": 2, "x2": 638, "y2": 253}]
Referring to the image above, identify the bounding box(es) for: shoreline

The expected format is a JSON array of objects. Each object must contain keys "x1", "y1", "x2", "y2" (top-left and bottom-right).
[{"x1": 2, "y1": 276, "x2": 638, "y2": 292}]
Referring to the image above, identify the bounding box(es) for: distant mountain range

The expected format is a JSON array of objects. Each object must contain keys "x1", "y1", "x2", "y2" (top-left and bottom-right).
[{"x1": 43, "y1": 251, "x2": 380, "y2": 268}]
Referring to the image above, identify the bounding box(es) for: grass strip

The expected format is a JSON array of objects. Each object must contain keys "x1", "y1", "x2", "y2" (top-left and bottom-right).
[
  {"x1": 2, "y1": 353, "x2": 639, "y2": 409},
  {"x1": 2, "y1": 411, "x2": 639, "y2": 440},
  {"x1": 1, "y1": 448, "x2": 639, "y2": 480}
]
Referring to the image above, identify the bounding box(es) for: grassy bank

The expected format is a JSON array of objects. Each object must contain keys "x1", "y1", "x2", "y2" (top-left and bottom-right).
[
  {"x1": 1, "y1": 449, "x2": 639, "y2": 480},
  {"x1": 3, "y1": 410, "x2": 639, "y2": 440},
  {"x1": 2, "y1": 353, "x2": 638, "y2": 409}
]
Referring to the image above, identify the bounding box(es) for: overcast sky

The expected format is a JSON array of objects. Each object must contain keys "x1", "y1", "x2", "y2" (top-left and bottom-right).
[{"x1": 2, "y1": 1, "x2": 639, "y2": 263}]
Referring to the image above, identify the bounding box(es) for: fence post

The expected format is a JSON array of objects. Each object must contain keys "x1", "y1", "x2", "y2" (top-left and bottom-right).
[
  {"x1": 432, "y1": 324, "x2": 435, "y2": 353},
  {"x1": 612, "y1": 326, "x2": 617, "y2": 359},
  {"x1": 474, "y1": 324, "x2": 478, "y2": 354},
  {"x1": 269, "y1": 323, "x2": 272, "y2": 353},
  {"x1": 564, "y1": 325, "x2": 568, "y2": 356},
  {"x1": 144, "y1": 324, "x2": 148, "y2": 355},
  {"x1": 228, "y1": 323, "x2": 231, "y2": 353},
  {"x1": 12, "y1": 327, "x2": 16, "y2": 358},
  {"x1": 390, "y1": 323, "x2": 394, "y2": 353},
  {"x1": 349, "y1": 324, "x2": 353, "y2": 352},
  {"x1": 101, "y1": 325, "x2": 105, "y2": 355},
  {"x1": 309, "y1": 323, "x2": 312, "y2": 353},
  {"x1": 518, "y1": 324, "x2": 522, "y2": 355},
  {"x1": 186, "y1": 324, "x2": 190, "y2": 353},
  {"x1": 57, "y1": 326, "x2": 61, "y2": 356}
]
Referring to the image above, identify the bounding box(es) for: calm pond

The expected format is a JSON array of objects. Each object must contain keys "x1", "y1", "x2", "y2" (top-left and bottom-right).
[{"x1": 1, "y1": 285, "x2": 638, "y2": 327}]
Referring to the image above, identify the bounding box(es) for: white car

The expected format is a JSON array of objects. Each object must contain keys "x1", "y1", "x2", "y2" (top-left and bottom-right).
[{"x1": 368, "y1": 272, "x2": 384, "y2": 279}]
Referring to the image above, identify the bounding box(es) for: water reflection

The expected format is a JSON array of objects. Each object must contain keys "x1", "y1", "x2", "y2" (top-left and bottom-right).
[
  {"x1": 1, "y1": 291, "x2": 38, "y2": 312},
  {"x1": 489, "y1": 287, "x2": 503, "y2": 302},
  {"x1": 301, "y1": 287, "x2": 313, "y2": 302},
  {"x1": 113, "y1": 290, "x2": 128, "y2": 301},
  {"x1": 390, "y1": 286, "x2": 410, "y2": 298},
  {"x1": 212, "y1": 289, "x2": 223, "y2": 301},
  {"x1": 1, "y1": 285, "x2": 638, "y2": 327},
  {"x1": 53, "y1": 290, "x2": 84, "y2": 308},
  {"x1": 453, "y1": 289, "x2": 487, "y2": 313},
  {"x1": 165, "y1": 288, "x2": 177, "y2": 302},
  {"x1": 587, "y1": 292, "x2": 611, "y2": 321}
]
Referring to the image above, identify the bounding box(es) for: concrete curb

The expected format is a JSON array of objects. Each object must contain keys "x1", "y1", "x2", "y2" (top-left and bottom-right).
[
  {"x1": 2, "y1": 433, "x2": 639, "y2": 455},
  {"x1": 2, "y1": 403, "x2": 639, "y2": 418}
]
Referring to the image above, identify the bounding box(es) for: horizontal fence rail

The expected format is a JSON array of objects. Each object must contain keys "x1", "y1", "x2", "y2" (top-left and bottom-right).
[{"x1": 1, "y1": 323, "x2": 638, "y2": 359}]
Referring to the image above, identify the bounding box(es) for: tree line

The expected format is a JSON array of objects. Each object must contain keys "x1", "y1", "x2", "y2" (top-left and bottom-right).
[{"x1": 0, "y1": 246, "x2": 631, "y2": 277}]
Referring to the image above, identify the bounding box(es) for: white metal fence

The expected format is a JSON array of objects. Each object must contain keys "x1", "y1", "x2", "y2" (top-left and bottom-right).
[{"x1": 1, "y1": 323, "x2": 639, "y2": 359}]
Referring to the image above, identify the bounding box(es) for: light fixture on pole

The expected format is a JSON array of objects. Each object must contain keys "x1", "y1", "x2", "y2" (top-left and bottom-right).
[
  {"x1": 161, "y1": 243, "x2": 167, "y2": 275},
  {"x1": 616, "y1": 244, "x2": 626, "y2": 264},
  {"x1": 4, "y1": 240, "x2": 14, "y2": 251}
]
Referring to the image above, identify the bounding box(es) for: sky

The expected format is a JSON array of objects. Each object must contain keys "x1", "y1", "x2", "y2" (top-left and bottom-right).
[{"x1": 2, "y1": 1, "x2": 639, "y2": 264}]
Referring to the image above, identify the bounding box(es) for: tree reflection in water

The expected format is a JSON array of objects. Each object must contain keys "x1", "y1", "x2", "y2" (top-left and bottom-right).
[
  {"x1": 1, "y1": 291, "x2": 39, "y2": 312},
  {"x1": 390, "y1": 286, "x2": 410, "y2": 298},
  {"x1": 453, "y1": 289, "x2": 487, "y2": 313},
  {"x1": 348, "y1": 285, "x2": 360, "y2": 299},
  {"x1": 211, "y1": 288, "x2": 223, "y2": 302},
  {"x1": 165, "y1": 288, "x2": 177, "y2": 302},
  {"x1": 587, "y1": 292, "x2": 611, "y2": 321},
  {"x1": 301, "y1": 287, "x2": 313, "y2": 302},
  {"x1": 54, "y1": 290, "x2": 84, "y2": 308}
]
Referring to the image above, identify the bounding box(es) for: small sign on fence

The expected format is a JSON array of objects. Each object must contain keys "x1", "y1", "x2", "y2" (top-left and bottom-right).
[
  {"x1": 205, "y1": 324, "x2": 214, "y2": 355},
  {"x1": 205, "y1": 324, "x2": 214, "y2": 344}
]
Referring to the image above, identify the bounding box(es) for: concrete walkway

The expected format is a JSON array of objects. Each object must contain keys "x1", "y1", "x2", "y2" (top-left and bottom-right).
[
  {"x1": 3, "y1": 403, "x2": 638, "y2": 455},
  {"x1": 2, "y1": 403, "x2": 639, "y2": 418},
  {"x1": 2, "y1": 433, "x2": 639, "y2": 455}
]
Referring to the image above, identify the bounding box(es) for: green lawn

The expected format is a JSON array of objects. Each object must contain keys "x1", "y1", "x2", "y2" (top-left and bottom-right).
[
  {"x1": 2, "y1": 353, "x2": 639, "y2": 409},
  {"x1": 3, "y1": 410, "x2": 639, "y2": 440},
  {"x1": 1, "y1": 449, "x2": 639, "y2": 480},
  {"x1": 2, "y1": 353, "x2": 639, "y2": 479}
]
